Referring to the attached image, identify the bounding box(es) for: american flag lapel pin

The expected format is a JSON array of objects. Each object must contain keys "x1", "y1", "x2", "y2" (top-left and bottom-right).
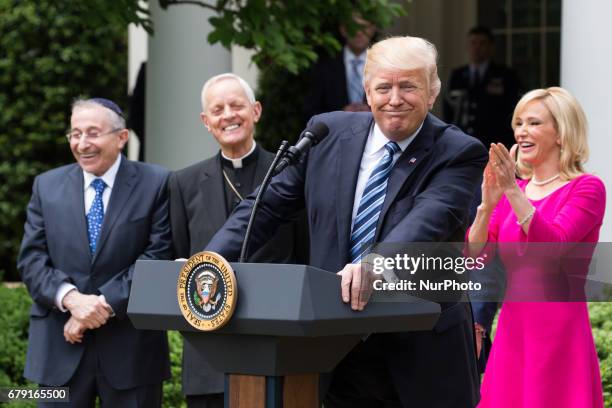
[{"x1": 409, "y1": 157, "x2": 417, "y2": 164}]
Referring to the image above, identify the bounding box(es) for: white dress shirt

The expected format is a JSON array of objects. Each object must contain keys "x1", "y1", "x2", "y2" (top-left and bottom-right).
[
  {"x1": 343, "y1": 46, "x2": 366, "y2": 101},
  {"x1": 55, "y1": 155, "x2": 122, "y2": 311}
]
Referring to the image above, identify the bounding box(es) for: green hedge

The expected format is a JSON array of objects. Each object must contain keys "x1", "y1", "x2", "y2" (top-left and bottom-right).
[
  {"x1": 0, "y1": 285, "x2": 185, "y2": 407},
  {"x1": 590, "y1": 302, "x2": 612, "y2": 406},
  {"x1": 0, "y1": 1, "x2": 127, "y2": 281}
]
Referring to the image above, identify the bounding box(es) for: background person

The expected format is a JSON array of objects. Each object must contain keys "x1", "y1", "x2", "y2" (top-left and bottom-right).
[
  {"x1": 18, "y1": 98, "x2": 172, "y2": 407},
  {"x1": 444, "y1": 25, "x2": 521, "y2": 149},
  {"x1": 168, "y1": 73, "x2": 308, "y2": 408},
  {"x1": 468, "y1": 87, "x2": 605, "y2": 407},
  {"x1": 302, "y1": 15, "x2": 376, "y2": 123}
]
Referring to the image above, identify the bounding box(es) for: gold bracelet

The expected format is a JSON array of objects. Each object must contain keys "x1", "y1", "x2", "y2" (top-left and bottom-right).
[{"x1": 517, "y1": 206, "x2": 536, "y2": 226}]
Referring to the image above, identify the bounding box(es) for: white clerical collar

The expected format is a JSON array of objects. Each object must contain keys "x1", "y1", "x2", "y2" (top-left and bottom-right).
[
  {"x1": 366, "y1": 122, "x2": 424, "y2": 156},
  {"x1": 83, "y1": 154, "x2": 121, "y2": 190},
  {"x1": 221, "y1": 141, "x2": 256, "y2": 169}
]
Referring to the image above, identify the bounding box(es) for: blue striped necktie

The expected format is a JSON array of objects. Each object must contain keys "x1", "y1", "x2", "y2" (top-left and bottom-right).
[
  {"x1": 349, "y1": 58, "x2": 365, "y2": 103},
  {"x1": 350, "y1": 141, "x2": 401, "y2": 263},
  {"x1": 87, "y1": 178, "x2": 106, "y2": 254}
]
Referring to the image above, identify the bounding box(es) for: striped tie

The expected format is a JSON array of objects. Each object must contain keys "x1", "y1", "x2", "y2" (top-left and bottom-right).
[
  {"x1": 349, "y1": 58, "x2": 365, "y2": 104},
  {"x1": 350, "y1": 141, "x2": 401, "y2": 263}
]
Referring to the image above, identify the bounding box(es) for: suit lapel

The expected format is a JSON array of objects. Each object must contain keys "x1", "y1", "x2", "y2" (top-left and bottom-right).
[
  {"x1": 336, "y1": 116, "x2": 372, "y2": 263},
  {"x1": 201, "y1": 154, "x2": 229, "y2": 231},
  {"x1": 252, "y1": 146, "x2": 269, "y2": 187},
  {"x1": 67, "y1": 166, "x2": 92, "y2": 261},
  {"x1": 93, "y1": 157, "x2": 137, "y2": 264},
  {"x1": 375, "y1": 115, "x2": 435, "y2": 241}
]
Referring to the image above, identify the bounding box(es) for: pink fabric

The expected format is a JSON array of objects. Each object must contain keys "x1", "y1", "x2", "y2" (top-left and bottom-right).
[{"x1": 477, "y1": 174, "x2": 606, "y2": 408}]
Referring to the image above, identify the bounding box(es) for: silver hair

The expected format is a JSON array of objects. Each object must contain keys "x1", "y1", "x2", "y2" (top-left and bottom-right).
[
  {"x1": 71, "y1": 99, "x2": 126, "y2": 130},
  {"x1": 200, "y1": 73, "x2": 256, "y2": 111}
]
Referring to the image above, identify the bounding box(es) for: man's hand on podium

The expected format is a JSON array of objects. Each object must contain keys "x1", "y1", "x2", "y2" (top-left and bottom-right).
[{"x1": 338, "y1": 263, "x2": 375, "y2": 311}]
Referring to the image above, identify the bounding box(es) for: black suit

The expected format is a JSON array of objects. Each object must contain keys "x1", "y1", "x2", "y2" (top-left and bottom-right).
[
  {"x1": 18, "y1": 157, "x2": 171, "y2": 406},
  {"x1": 168, "y1": 146, "x2": 308, "y2": 399},
  {"x1": 302, "y1": 52, "x2": 366, "y2": 123},
  {"x1": 444, "y1": 62, "x2": 520, "y2": 149},
  {"x1": 207, "y1": 112, "x2": 487, "y2": 407}
]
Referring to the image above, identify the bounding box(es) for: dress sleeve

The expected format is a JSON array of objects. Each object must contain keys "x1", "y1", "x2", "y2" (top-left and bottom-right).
[
  {"x1": 525, "y1": 175, "x2": 606, "y2": 242},
  {"x1": 465, "y1": 195, "x2": 507, "y2": 262}
]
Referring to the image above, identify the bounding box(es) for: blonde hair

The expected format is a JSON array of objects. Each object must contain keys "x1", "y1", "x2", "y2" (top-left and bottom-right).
[
  {"x1": 513, "y1": 87, "x2": 589, "y2": 180},
  {"x1": 363, "y1": 36, "x2": 441, "y2": 105}
]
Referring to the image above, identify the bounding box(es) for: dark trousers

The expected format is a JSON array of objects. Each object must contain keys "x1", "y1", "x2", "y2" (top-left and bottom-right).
[
  {"x1": 324, "y1": 335, "x2": 402, "y2": 408},
  {"x1": 325, "y1": 307, "x2": 480, "y2": 408},
  {"x1": 39, "y1": 340, "x2": 162, "y2": 408},
  {"x1": 186, "y1": 393, "x2": 224, "y2": 408}
]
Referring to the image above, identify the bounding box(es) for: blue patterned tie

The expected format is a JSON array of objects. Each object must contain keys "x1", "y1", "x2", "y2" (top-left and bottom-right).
[
  {"x1": 87, "y1": 178, "x2": 106, "y2": 254},
  {"x1": 349, "y1": 58, "x2": 365, "y2": 104},
  {"x1": 350, "y1": 141, "x2": 401, "y2": 263}
]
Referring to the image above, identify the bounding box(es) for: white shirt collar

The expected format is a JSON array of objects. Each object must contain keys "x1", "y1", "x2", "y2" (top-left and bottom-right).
[
  {"x1": 221, "y1": 141, "x2": 257, "y2": 169},
  {"x1": 366, "y1": 121, "x2": 424, "y2": 155},
  {"x1": 83, "y1": 154, "x2": 121, "y2": 190},
  {"x1": 343, "y1": 46, "x2": 366, "y2": 67},
  {"x1": 470, "y1": 61, "x2": 490, "y2": 76}
]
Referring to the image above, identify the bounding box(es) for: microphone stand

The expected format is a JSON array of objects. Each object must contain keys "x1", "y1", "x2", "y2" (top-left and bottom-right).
[{"x1": 239, "y1": 140, "x2": 290, "y2": 263}]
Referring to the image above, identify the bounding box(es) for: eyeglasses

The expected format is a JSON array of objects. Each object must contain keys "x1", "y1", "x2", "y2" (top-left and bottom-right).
[{"x1": 66, "y1": 128, "x2": 122, "y2": 142}]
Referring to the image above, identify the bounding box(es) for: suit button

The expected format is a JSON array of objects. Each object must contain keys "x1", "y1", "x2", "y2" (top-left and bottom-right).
[{"x1": 235, "y1": 182, "x2": 241, "y2": 188}]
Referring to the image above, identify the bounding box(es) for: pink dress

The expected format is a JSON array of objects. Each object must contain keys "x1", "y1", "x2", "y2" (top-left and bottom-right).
[{"x1": 477, "y1": 174, "x2": 605, "y2": 408}]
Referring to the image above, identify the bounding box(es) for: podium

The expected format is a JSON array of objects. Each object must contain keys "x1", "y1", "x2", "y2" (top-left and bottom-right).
[{"x1": 128, "y1": 260, "x2": 440, "y2": 407}]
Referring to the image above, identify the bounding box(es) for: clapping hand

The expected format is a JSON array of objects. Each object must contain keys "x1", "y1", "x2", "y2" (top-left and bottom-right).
[
  {"x1": 490, "y1": 143, "x2": 519, "y2": 193},
  {"x1": 481, "y1": 148, "x2": 504, "y2": 210}
]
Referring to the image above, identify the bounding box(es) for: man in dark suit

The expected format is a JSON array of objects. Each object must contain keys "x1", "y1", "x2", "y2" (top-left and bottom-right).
[
  {"x1": 169, "y1": 73, "x2": 308, "y2": 408},
  {"x1": 18, "y1": 98, "x2": 171, "y2": 407},
  {"x1": 444, "y1": 25, "x2": 521, "y2": 149},
  {"x1": 302, "y1": 15, "x2": 376, "y2": 123},
  {"x1": 207, "y1": 36, "x2": 487, "y2": 407}
]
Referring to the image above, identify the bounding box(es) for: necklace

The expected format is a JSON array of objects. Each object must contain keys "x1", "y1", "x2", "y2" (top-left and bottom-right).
[
  {"x1": 531, "y1": 174, "x2": 560, "y2": 186},
  {"x1": 222, "y1": 169, "x2": 244, "y2": 201}
]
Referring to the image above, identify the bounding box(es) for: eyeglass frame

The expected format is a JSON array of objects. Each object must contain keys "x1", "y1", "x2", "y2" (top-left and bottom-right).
[{"x1": 65, "y1": 128, "x2": 124, "y2": 142}]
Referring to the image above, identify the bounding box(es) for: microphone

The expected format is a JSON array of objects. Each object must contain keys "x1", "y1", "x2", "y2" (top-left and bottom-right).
[{"x1": 273, "y1": 122, "x2": 329, "y2": 175}]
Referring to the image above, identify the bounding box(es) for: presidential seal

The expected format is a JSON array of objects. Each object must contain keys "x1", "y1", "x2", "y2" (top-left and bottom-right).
[{"x1": 177, "y1": 251, "x2": 237, "y2": 331}]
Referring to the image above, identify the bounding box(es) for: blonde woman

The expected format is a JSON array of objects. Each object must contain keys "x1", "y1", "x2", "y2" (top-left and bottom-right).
[{"x1": 468, "y1": 87, "x2": 605, "y2": 407}]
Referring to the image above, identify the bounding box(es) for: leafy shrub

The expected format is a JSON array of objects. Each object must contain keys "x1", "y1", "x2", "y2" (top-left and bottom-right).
[
  {"x1": 0, "y1": 285, "x2": 34, "y2": 407},
  {"x1": 590, "y1": 302, "x2": 612, "y2": 407},
  {"x1": 255, "y1": 66, "x2": 308, "y2": 151},
  {"x1": 164, "y1": 330, "x2": 187, "y2": 408},
  {"x1": 0, "y1": 286, "x2": 186, "y2": 407},
  {"x1": 0, "y1": 1, "x2": 127, "y2": 281}
]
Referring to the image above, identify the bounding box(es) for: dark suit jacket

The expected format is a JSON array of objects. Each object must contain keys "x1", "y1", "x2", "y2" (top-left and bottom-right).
[
  {"x1": 207, "y1": 112, "x2": 487, "y2": 406},
  {"x1": 444, "y1": 62, "x2": 520, "y2": 149},
  {"x1": 17, "y1": 157, "x2": 172, "y2": 389},
  {"x1": 169, "y1": 147, "x2": 308, "y2": 395},
  {"x1": 302, "y1": 52, "x2": 352, "y2": 123}
]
